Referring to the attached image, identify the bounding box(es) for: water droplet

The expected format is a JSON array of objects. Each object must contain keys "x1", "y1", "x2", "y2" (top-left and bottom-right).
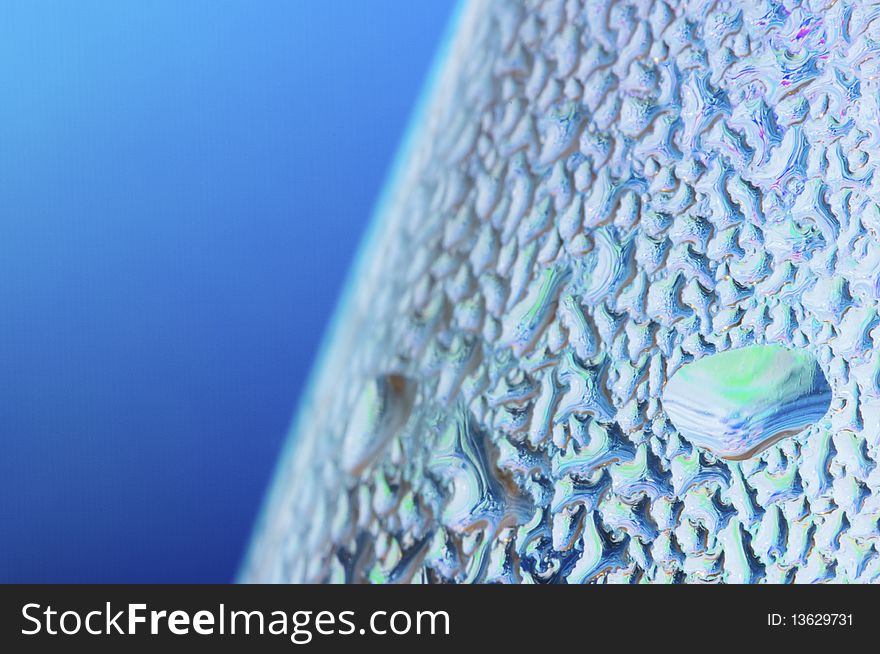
[
  {"x1": 662, "y1": 345, "x2": 832, "y2": 460},
  {"x1": 341, "y1": 374, "x2": 416, "y2": 474}
]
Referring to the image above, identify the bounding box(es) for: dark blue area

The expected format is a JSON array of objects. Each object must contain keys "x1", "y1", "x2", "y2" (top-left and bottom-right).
[{"x1": 0, "y1": 0, "x2": 454, "y2": 582}]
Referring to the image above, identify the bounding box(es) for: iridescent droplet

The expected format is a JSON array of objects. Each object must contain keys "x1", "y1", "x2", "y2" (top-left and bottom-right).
[
  {"x1": 341, "y1": 374, "x2": 415, "y2": 474},
  {"x1": 662, "y1": 345, "x2": 832, "y2": 460}
]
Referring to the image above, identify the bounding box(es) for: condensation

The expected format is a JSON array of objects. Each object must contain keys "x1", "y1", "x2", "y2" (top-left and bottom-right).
[{"x1": 243, "y1": 0, "x2": 880, "y2": 584}]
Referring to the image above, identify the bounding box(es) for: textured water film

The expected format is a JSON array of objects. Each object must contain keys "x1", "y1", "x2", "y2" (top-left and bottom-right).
[{"x1": 244, "y1": 0, "x2": 880, "y2": 583}]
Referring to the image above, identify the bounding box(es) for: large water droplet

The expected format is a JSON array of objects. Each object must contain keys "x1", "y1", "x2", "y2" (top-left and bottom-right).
[
  {"x1": 341, "y1": 374, "x2": 416, "y2": 474},
  {"x1": 662, "y1": 345, "x2": 832, "y2": 460}
]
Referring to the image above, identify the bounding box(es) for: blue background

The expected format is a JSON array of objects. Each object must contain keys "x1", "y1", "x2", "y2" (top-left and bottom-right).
[{"x1": 0, "y1": 0, "x2": 455, "y2": 582}]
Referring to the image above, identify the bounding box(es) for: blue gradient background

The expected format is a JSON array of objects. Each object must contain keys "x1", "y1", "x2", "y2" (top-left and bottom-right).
[{"x1": 0, "y1": 0, "x2": 455, "y2": 582}]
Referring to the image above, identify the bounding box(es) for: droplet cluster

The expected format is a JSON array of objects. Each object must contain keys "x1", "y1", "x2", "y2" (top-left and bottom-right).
[{"x1": 244, "y1": 0, "x2": 880, "y2": 584}]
